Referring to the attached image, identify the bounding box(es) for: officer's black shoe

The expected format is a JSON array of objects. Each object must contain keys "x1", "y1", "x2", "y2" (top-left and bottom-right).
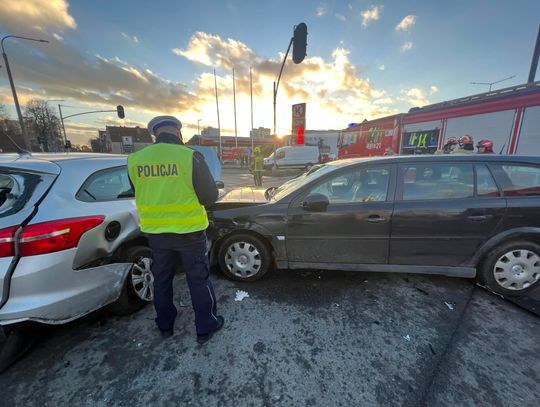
[
  {"x1": 196, "y1": 316, "x2": 224, "y2": 344},
  {"x1": 160, "y1": 328, "x2": 174, "y2": 338}
]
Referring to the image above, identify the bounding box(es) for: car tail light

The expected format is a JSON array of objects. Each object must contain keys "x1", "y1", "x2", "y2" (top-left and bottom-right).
[
  {"x1": 0, "y1": 226, "x2": 19, "y2": 258},
  {"x1": 19, "y1": 216, "x2": 105, "y2": 257}
]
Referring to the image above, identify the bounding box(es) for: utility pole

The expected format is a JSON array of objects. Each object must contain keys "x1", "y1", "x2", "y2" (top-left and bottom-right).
[
  {"x1": 197, "y1": 119, "x2": 201, "y2": 145},
  {"x1": 233, "y1": 68, "x2": 238, "y2": 149},
  {"x1": 213, "y1": 69, "x2": 222, "y2": 160},
  {"x1": 1, "y1": 35, "x2": 49, "y2": 151},
  {"x1": 58, "y1": 104, "x2": 68, "y2": 151},
  {"x1": 250, "y1": 65, "x2": 254, "y2": 155},
  {"x1": 43, "y1": 99, "x2": 63, "y2": 152}
]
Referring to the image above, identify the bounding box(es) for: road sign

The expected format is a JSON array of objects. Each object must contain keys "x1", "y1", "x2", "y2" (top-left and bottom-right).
[{"x1": 291, "y1": 103, "x2": 306, "y2": 144}]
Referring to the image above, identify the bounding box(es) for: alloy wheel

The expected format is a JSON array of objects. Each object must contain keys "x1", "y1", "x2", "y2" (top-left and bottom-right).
[{"x1": 130, "y1": 257, "x2": 154, "y2": 301}]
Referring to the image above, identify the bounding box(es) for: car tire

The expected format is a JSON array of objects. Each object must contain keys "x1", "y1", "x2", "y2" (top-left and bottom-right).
[
  {"x1": 218, "y1": 233, "x2": 272, "y2": 282},
  {"x1": 0, "y1": 323, "x2": 40, "y2": 373},
  {"x1": 110, "y1": 245, "x2": 153, "y2": 316},
  {"x1": 479, "y1": 240, "x2": 540, "y2": 296}
]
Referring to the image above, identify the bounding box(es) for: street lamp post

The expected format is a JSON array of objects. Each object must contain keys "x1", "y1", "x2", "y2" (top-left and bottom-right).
[{"x1": 1, "y1": 35, "x2": 49, "y2": 150}]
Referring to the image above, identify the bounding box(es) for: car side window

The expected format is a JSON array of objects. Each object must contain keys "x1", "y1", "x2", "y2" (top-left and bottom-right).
[
  {"x1": 308, "y1": 166, "x2": 390, "y2": 203},
  {"x1": 401, "y1": 163, "x2": 473, "y2": 200},
  {"x1": 77, "y1": 166, "x2": 134, "y2": 202},
  {"x1": 276, "y1": 150, "x2": 286, "y2": 159},
  {"x1": 491, "y1": 164, "x2": 540, "y2": 197},
  {"x1": 475, "y1": 164, "x2": 499, "y2": 198}
]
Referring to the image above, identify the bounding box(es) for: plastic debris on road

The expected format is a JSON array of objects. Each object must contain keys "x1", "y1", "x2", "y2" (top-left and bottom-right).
[
  {"x1": 403, "y1": 335, "x2": 412, "y2": 342},
  {"x1": 235, "y1": 290, "x2": 250, "y2": 302},
  {"x1": 444, "y1": 302, "x2": 455, "y2": 310}
]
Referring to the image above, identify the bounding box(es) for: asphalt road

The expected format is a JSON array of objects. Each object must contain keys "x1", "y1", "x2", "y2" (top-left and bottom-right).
[
  {"x1": 220, "y1": 166, "x2": 297, "y2": 190},
  {"x1": 1, "y1": 168, "x2": 539, "y2": 406}
]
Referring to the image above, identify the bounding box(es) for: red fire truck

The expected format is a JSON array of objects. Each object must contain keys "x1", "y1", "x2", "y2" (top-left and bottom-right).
[
  {"x1": 338, "y1": 81, "x2": 540, "y2": 158},
  {"x1": 338, "y1": 114, "x2": 403, "y2": 158}
]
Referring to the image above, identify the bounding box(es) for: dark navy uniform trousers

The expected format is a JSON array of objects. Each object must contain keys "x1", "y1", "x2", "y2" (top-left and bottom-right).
[{"x1": 147, "y1": 230, "x2": 219, "y2": 336}]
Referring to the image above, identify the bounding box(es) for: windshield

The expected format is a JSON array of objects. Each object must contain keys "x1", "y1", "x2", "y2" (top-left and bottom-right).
[{"x1": 270, "y1": 164, "x2": 335, "y2": 201}]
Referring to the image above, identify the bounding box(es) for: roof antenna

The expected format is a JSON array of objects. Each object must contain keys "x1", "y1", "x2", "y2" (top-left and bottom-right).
[{"x1": 1, "y1": 131, "x2": 30, "y2": 156}]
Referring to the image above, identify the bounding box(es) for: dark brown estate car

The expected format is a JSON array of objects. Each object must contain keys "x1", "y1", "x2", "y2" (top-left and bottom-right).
[{"x1": 208, "y1": 155, "x2": 540, "y2": 297}]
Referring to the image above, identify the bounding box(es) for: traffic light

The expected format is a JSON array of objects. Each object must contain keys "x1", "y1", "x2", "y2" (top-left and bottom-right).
[
  {"x1": 65, "y1": 140, "x2": 71, "y2": 149},
  {"x1": 117, "y1": 105, "x2": 125, "y2": 119},
  {"x1": 292, "y1": 23, "x2": 308, "y2": 64}
]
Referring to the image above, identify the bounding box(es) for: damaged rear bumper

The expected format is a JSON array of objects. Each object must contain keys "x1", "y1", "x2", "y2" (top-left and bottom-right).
[{"x1": 0, "y1": 248, "x2": 131, "y2": 326}]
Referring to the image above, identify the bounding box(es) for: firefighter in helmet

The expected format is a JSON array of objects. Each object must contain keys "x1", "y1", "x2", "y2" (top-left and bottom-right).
[
  {"x1": 435, "y1": 137, "x2": 457, "y2": 154},
  {"x1": 477, "y1": 139, "x2": 495, "y2": 154},
  {"x1": 451, "y1": 135, "x2": 475, "y2": 154},
  {"x1": 443, "y1": 137, "x2": 459, "y2": 154}
]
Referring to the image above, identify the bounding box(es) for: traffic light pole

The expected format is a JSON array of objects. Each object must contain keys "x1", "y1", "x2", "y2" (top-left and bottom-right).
[
  {"x1": 273, "y1": 37, "x2": 293, "y2": 169},
  {"x1": 58, "y1": 106, "x2": 124, "y2": 152}
]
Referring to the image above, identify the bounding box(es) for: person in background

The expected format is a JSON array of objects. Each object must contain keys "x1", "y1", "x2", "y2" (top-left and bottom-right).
[
  {"x1": 252, "y1": 147, "x2": 264, "y2": 186},
  {"x1": 247, "y1": 147, "x2": 253, "y2": 167},
  {"x1": 384, "y1": 147, "x2": 397, "y2": 156},
  {"x1": 451, "y1": 135, "x2": 475, "y2": 154},
  {"x1": 477, "y1": 139, "x2": 495, "y2": 154},
  {"x1": 127, "y1": 115, "x2": 224, "y2": 344},
  {"x1": 435, "y1": 137, "x2": 459, "y2": 154}
]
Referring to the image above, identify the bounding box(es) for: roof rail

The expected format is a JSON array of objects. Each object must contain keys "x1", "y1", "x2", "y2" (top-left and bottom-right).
[{"x1": 408, "y1": 81, "x2": 540, "y2": 113}]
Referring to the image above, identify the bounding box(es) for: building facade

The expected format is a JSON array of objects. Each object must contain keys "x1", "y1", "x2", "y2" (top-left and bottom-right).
[{"x1": 94, "y1": 126, "x2": 153, "y2": 154}]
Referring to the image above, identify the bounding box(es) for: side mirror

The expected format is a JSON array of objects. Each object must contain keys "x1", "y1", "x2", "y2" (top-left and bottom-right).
[
  {"x1": 301, "y1": 193, "x2": 329, "y2": 212},
  {"x1": 215, "y1": 181, "x2": 225, "y2": 189}
]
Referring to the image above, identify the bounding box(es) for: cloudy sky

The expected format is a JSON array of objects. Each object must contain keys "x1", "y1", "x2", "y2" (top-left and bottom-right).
[{"x1": 0, "y1": 0, "x2": 539, "y2": 145}]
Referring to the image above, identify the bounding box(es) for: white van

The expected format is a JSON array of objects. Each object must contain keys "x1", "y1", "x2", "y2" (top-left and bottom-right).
[{"x1": 263, "y1": 146, "x2": 319, "y2": 170}]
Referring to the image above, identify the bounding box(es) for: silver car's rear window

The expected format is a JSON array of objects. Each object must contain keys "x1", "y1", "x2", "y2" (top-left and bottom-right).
[{"x1": 0, "y1": 170, "x2": 42, "y2": 219}]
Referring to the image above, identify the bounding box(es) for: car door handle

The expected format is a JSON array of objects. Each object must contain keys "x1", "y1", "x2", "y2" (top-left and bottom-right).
[
  {"x1": 467, "y1": 214, "x2": 490, "y2": 222},
  {"x1": 366, "y1": 215, "x2": 386, "y2": 223}
]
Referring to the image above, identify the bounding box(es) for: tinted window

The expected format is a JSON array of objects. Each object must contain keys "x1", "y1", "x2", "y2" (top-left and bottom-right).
[
  {"x1": 308, "y1": 166, "x2": 390, "y2": 203},
  {"x1": 476, "y1": 165, "x2": 499, "y2": 198},
  {"x1": 491, "y1": 165, "x2": 540, "y2": 197},
  {"x1": 401, "y1": 163, "x2": 473, "y2": 200},
  {"x1": 78, "y1": 166, "x2": 134, "y2": 202}
]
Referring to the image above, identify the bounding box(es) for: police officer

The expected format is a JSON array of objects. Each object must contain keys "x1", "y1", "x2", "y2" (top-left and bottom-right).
[
  {"x1": 128, "y1": 116, "x2": 224, "y2": 344},
  {"x1": 252, "y1": 147, "x2": 264, "y2": 186}
]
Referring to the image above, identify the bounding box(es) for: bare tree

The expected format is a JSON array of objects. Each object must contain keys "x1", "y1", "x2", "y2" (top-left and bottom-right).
[
  {"x1": 23, "y1": 100, "x2": 64, "y2": 152},
  {"x1": 0, "y1": 103, "x2": 25, "y2": 153}
]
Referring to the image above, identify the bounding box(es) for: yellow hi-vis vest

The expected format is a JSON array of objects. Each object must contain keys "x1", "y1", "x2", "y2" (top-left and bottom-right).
[{"x1": 128, "y1": 143, "x2": 209, "y2": 234}]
